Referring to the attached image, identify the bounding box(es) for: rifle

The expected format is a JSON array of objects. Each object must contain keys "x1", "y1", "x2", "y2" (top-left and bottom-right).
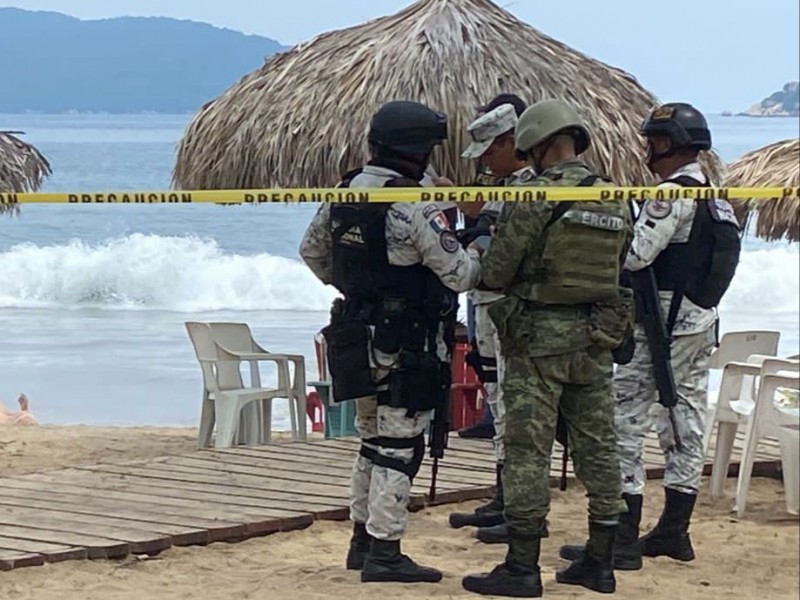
[
  {"x1": 627, "y1": 203, "x2": 683, "y2": 451},
  {"x1": 428, "y1": 360, "x2": 451, "y2": 503}
]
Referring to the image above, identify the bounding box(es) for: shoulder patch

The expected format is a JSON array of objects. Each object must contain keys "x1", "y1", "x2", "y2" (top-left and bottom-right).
[
  {"x1": 428, "y1": 211, "x2": 450, "y2": 234},
  {"x1": 422, "y1": 204, "x2": 440, "y2": 219},
  {"x1": 709, "y1": 199, "x2": 740, "y2": 227},
  {"x1": 439, "y1": 230, "x2": 460, "y2": 254},
  {"x1": 645, "y1": 199, "x2": 672, "y2": 219}
]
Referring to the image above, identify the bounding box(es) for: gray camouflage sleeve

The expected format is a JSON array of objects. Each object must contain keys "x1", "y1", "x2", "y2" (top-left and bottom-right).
[
  {"x1": 299, "y1": 204, "x2": 334, "y2": 285},
  {"x1": 413, "y1": 205, "x2": 481, "y2": 293}
]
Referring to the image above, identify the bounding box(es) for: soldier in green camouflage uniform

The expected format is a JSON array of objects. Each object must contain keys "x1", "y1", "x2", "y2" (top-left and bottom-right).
[{"x1": 462, "y1": 99, "x2": 633, "y2": 598}]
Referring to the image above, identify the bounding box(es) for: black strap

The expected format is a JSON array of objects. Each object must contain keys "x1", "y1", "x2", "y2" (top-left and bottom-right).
[
  {"x1": 543, "y1": 174, "x2": 607, "y2": 230},
  {"x1": 661, "y1": 174, "x2": 710, "y2": 334},
  {"x1": 373, "y1": 434, "x2": 426, "y2": 479}
]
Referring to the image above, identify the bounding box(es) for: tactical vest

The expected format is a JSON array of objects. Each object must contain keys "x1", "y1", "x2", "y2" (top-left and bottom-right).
[
  {"x1": 652, "y1": 175, "x2": 741, "y2": 309},
  {"x1": 529, "y1": 174, "x2": 631, "y2": 305},
  {"x1": 329, "y1": 169, "x2": 455, "y2": 355}
]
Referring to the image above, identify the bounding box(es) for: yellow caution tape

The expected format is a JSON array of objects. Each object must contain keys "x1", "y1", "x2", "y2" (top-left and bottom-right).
[{"x1": 0, "y1": 186, "x2": 797, "y2": 206}]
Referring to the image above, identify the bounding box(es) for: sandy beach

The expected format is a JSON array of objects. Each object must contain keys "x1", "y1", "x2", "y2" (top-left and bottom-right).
[{"x1": 0, "y1": 424, "x2": 797, "y2": 600}]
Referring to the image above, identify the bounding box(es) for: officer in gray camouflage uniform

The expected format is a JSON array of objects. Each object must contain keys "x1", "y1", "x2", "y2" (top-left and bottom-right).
[
  {"x1": 462, "y1": 99, "x2": 632, "y2": 598},
  {"x1": 448, "y1": 104, "x2": 535, "y2": 544},
  {"x1": 299, "y1": 100, "x2": 481, "y2": 584},
  {"x1": 559, "y1": 103, "x2": 740, "y2": 570}
]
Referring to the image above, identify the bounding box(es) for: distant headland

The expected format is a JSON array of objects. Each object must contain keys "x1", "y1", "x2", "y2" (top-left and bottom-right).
[
  {"x1": 0, "y1": 8, "x2": 287, "y2": 114},
  {"x1": 723, "y1": 81, "x2": 800, "y2": 118}
]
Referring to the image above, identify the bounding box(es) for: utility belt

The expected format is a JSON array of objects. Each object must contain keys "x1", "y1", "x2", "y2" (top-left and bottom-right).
[{"x1": 321, "y1": 296, "x2": 450, "y2": 411}]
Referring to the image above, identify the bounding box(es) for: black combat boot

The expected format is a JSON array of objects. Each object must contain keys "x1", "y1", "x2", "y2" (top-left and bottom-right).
[
  {"x1": 450, "y1": 463, "x2": 505, "y2": 529},
  {"x1": 360, "y1": 538, "x2": 442, "y2": 583},
  {"x1": 559, "y1": 494, "x2": 643, "y2": 570},
  {"x1": 556, "y1": 521, "x2": 617, "y2": 594},
  {"x1": 346, "y1": 522, "x2": 372, "y2": 570},
  {"x1": 476, "y1": 520, "x2": 550, "y2": 544},
  {"x1": 639, "y1": 488, "x2": 697, "y2": 561},
  {"x1": 462, "y1": 530, "x2": 544, "y2": 598}
]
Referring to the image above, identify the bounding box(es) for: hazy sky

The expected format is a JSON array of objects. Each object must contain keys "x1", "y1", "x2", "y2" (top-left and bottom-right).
[{"x1": 5, "y1": 0, "x2": 800, "y2": 113}]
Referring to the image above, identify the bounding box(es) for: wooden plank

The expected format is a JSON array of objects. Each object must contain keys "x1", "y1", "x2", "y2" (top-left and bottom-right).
[
  {"x1": 1, "y1": 476, "x2": 305, "y2": 534},
  {"x1": 215, "y1": 447, "x2": 493, "y2": 490},
  {"x1": 70, "y1": 464, "x2": 351, "y2": 511},
  {"x1": 50, "y1": 467, "x2": 348, "y2": 519},
  {"x1": 299, "y1": 439, "x2": 498, "y2": 468},
  {"x1": 0, "y1": 508, "x2": 172, "y2": 555},
  {"x1": 0, "y1": 536, "x2": 87, "y2": 563},
  {"x1": 248, "y1": 444, "x2": 495, "y2": 489},
  {"x1": 160, "y1": 454, "x2": 471, "y2": 492},
  {"x1": 0, "y1": 524, "x2": 128, "y2": 559},
  {"x1": 0, "y1": 481, "x2": 248, "y2": 540},
  {"x1": 0, "y1": 549, "x2": 45, "y2": 571},
  {"x1": 0, "y1": 487, "x2": 243, "y2": 543},
  {"x1": 0, "y1": 503, "x2": 206, "y2": 547},
  {"x1": 74, "y1": 463, "x2": 355, "y2": 501}
]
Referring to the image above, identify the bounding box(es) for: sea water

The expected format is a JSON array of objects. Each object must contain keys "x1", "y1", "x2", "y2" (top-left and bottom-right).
[{"x1": 0, "y1": 113, "x2": 797, "y2": 426}]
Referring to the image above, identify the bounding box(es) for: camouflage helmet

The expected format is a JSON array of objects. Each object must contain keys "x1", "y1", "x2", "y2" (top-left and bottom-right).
[{"x1": 515, "y1": 99, "x2": 591, "y2": 155}]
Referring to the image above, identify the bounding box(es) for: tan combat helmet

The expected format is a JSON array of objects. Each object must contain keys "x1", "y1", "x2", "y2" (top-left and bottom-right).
[{"x1": 515, "y1": 99, "x2": 592, "y2": 156}]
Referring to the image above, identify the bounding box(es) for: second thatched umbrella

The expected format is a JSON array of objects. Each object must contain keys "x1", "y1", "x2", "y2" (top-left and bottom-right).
[
  {"x1": 725, "y1": 138, "x2": 799, "y2": 243},
  {"x1": 173, "y1": 0, "x2": 723, "y2": 190},
  {"x1": 0, "y1": 130, "x2": 52, "y2": 215}
]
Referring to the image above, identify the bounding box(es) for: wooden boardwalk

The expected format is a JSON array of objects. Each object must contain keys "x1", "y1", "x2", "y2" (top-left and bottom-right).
[{"x1": 0, "y1": 432, "x2": 782, "y2": 571}]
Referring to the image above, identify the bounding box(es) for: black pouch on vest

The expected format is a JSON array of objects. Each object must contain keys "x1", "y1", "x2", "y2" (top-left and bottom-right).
[
  {"x1": 399, "y1": 307, "x2": 427, "y2": 353},
  {"x1": 321, "y1": 320, "x2": 376, "y2": 403},
  {"x1": 372, "y1": 301, "x2": 404, "y2": 355},
  {"x1": 387, "y1": 351, "x2": 442, "y2": 412},
  {"x1": 612, "y1": 323, "x2": 636, "y2": 365}
]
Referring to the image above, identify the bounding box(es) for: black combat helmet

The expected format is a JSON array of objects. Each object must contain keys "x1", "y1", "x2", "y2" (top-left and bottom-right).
[
  {"x1": 640, "y1": 102, "x2": 712, "y2": 151},
  {"x1": 368, "y1": 100, "x2": 448, "y2": 156}
]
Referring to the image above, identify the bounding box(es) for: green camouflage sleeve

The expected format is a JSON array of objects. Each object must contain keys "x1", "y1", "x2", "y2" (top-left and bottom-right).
[{"x1": 481, "y1": 201, "x2": 550, "y2": 290}]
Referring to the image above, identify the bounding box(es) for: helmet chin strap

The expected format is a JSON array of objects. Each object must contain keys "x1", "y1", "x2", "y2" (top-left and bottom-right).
[{"x1": 531, "y1": 138, "x2": 556, "y2": 175}]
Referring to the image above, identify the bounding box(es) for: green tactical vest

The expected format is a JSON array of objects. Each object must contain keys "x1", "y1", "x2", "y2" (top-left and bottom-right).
[{"x1": 526, "y1": 166, "x2": 632, "y2": 305}]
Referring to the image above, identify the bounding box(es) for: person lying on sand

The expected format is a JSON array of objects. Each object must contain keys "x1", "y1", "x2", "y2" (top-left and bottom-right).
[{"x1": 0, "y1": 394, "x2": 39, "y2": 425}]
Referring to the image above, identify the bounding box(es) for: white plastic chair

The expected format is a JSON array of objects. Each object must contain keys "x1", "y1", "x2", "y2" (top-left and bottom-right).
[
  {"x1": 708, "y1": 355, "x2": 798, "y2": 498},
  {"x1": 207, "y1": 322, "x2": 307, "y2": 443},
  {"x1": 185, "y1": 322, "x2": 301, "y2": 449},
  {"x1": 734, "y1": 369, "x2": 800, "y2": 517},
  {"x1": 704, "y1": 331, "x2": 780, "y2": 462},
  {"x1": 707, "y1": 331, "x2": 781, "y2": 371}
]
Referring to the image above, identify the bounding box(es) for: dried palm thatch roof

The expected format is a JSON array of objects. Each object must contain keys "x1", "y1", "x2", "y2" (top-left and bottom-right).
[
  {"x1": 173, "y1": 0, "x2": 723, "y2": 190},
  {"x1": 725, "y1": 138, "x2": 799, "y2": 243},
  {"x1": 0, "y1": 130, "x2": 52, "y2": 215}
]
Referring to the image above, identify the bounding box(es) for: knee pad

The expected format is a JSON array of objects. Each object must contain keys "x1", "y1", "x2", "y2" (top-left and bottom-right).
[{"x1": 373, "y1": 433, "x2": 426, "y2": 481}]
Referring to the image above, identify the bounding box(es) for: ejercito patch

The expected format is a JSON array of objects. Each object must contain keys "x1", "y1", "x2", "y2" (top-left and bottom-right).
[
  {"x1": 645, "y1": 199, "x2": 672, "y2": 219},
  {"x1": 440, "y1": 230, "x2": 460, "y2": 253}
]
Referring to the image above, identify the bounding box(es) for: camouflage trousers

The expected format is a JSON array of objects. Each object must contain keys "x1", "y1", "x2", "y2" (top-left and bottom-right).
[
  {"x1": 503, "y1": 345, "x2": 625, "y2": 535},
  {"x1": 349, "y1": 395, "x2": 431, "y2": 541},
  {"x1": 614, "y1": 325, "x2": 715, "y2": 496},
  {"x1": 475, "y1": 302, "x2": 506, "y2": 462}
]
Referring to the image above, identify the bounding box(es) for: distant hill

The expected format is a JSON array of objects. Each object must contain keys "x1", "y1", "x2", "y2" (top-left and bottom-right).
[
  {"x1": 0, "y1": 8, "x2": 287, "y2": 113},
  {"x1": 736, "y1": 81, "x2": 800, "y2": 117}
]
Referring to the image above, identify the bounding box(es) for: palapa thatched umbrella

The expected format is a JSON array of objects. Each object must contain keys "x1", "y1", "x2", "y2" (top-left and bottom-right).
[
  {"x1": 0, "y1": 130, "x2": 52, "y2": 214},
  {"x1": 725, "y1": 138, "x2": 799, "y2": 243},
  {"x1": 172, "y1": 0, "x2": 724, "y2": 190}
]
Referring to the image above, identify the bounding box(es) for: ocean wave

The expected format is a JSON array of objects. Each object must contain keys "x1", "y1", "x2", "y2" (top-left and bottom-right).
[{"x1": 0, "y1": 233, "x2": 338, "y2": 311}]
